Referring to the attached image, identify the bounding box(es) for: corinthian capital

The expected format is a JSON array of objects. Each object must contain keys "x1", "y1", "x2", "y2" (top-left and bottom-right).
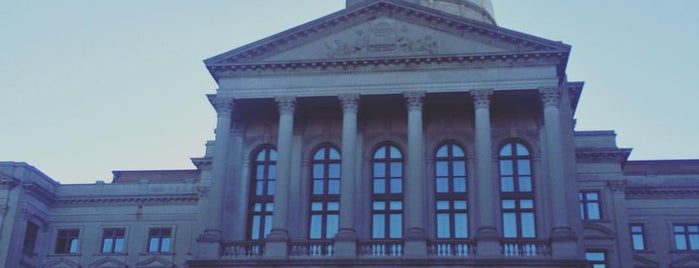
[
  {"x1": 539, "y1": 87, "x2": 561, "y2": 107},
  {"x1": 207, "y1": 95, "x2": 235, "y2": 116},
  {"x1": 275, "y1": 95, "x2": 297, "y2": 115},
  {"x1": 404, "y1": 91, "x2": 426, "y2": 111},
  {"x1": 338, "y1": 93, "x2": 360, "y2": 113},
  {"x1": 470, "y1": 89, "x2": 493, "y2": 109}
]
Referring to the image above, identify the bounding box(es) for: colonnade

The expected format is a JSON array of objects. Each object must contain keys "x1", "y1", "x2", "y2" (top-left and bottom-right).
[{"x1": 198, "y1": 87, "x2": 576, "y2": 257}]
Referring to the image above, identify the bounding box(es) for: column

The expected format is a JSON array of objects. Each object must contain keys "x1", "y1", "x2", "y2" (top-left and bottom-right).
[
  {"x1": 196, "y1": 95, "x2": 234, "y2": 258},
  {"x1": 335, "y1": 93, "x2": 359, "y2": 257},
  {"x1": 471, "y1": 89, "x2": 500, "y2": 255},
  {"x1": 540, "y1": 87, "x2": 577, "y2": 256},
  {"x1": 404, "y1": 91, "x2": 427, "y2": 256},
  {"x1": 265, "y1": 95, "x2": 296, "y2": 258}
]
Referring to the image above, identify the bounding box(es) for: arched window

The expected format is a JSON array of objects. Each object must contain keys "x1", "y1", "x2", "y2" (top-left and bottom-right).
[
  {"x1": 247, "y1": 146, "x2": 277, "y2": 240},
  {"x1": 308, "y1": 145, "x2": 341, "y2": 240},
  {"x1": 499, "y1": 141, "x2": 535, "y2": 238},
  {"x1": 434, "y1": 143, "x2": 468, "y2": 239},
  {"x1": 371, "y1": 144, "x2": 403, "y2": 239}
]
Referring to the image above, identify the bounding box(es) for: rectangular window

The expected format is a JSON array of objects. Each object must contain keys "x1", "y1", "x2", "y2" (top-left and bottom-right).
[
  {"x1": 148, "y1": 228, "x2": 172, "y2": 253},
  {"x1": 23, "y1": 221, "x2": 40, "y2": 253},
  {"x1": 102, "y1": 228, "x2": 126, "y2": 253},
  {"x1": 585, "y1": 250, "x2": 607, "y2": 268},
  {"x1": 673, "y1": 224, "x2": 699, "y2": 250},
  {"x1": 55, "y1": 229, "x2": 80, "y2": 254},
  {"x1": 630, "y1": 224, "x2": 646, "y2": 251},
  {"x1": 579, "y1": 191, "x2": 601, "y2": 220}
]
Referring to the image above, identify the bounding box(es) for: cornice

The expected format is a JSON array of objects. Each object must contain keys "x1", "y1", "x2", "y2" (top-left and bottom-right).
[
  {"x1": 0, "y1": 174, "x2": 20, "y2": 189},
  {"x1": 22, "y1": 182, "x2": 57, "y2": 205},
  {"x1": 56, "y1": 194, "x2": 199, "y2": 206},
  {"x1": 575, "y1": 148, "x2": 632, "y2": 163},
  {"x1": 191, "y1": 157, "x2": 213, "y2": 170},
  {"x1": 625, "y1": 187, "x2": 699, "y2": 199},
  {"x1": 207, "y1": 51, "x2": 567, "y2": 77}
]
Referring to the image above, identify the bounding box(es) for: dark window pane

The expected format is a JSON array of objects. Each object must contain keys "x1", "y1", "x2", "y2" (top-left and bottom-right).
[
  {"x1": 328, "y1": 163, "x2": 340, "y2": 178},
  {"x1": 373, "y1": 179, "x2": 385, "y2": 194},
  {"x1": 372, "y1": 215, "x2": 385, "y2": 238},
  {"x1": 389, "y1": 214, "x2": 402, "y2": 238},
  {"x1": 326, "y1": 215, "x2": 339, "y2": 238},
  {"x1": 328, "y1": 180, "x2": 340, "y2": 195},
  {"x1": 313, "y1": 180, "x2": 324, "y2": 195},
  {"x1": 390, "y1": 178, "x2": 402, "y2": 193},
  {"x1": 453, "y1": 177, "x2": 467, "y2": 192},
  {"x1": 436, "y1": 214, "x2": 450, "y2": 238},
  {"x1": 517, "y1": 160, "x2": 531, "y2": 175},
  {"x1": 452, "y1": 145, "x2": 465, "y2": 157},
  {"x1": 373, "y1": 163, "x2": 385, "y2": 177},
  {"x1": 519, "y1": 176, "x2": 532, "y2": 192},
  {"x1": 503, "y1": 213, "x2": 517, "y2": 238},
  {"x1": 501, "y1": 177, "x2": 514, "y2": 192},
  {"x1": 436, "y1": 177, "x2": 449, "y2": 193},
  {"x1": 313, "y1": 164, "x2": 324, "y2": 178},
  {"x1": 436, "y1": 161, "x2": 448, "y2": 177},
  {"x1": 436, "y1": 145, "x2": 448, "y2": 157},
  {"x1": 499, "y1": 160, "x2": 513, "y2": 175},
  {"x1": 309, "y1": 215, "x2": 322, "y2": 239},
  {"x1": 329, "y1": 148, "x2": 341, "y2": 160},
  {"x1": 499, "y1": 144, "x2": 512, "y2": 156},
  {"x1": 454, "y1": 213, "x2": 468, "y2": 238}
]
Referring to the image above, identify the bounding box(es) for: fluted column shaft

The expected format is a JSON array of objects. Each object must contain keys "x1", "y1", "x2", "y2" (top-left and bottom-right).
[
  {"x1": 337, "y1": 94, "x2": 359, "y2": 239},
  {"x1": 204, "y1": 95, "x2": 234, "y2": 239},
  {"x1": 404, "y1": 91, "x2": 426, "y2": 239},
  {"x1": 268, "y1": 96, "x2": 296, "y2": 241},
  {"x1": 471, "y1": 90, "x2": 498, "y2": 239},
  {"x1": 540, "y1": 88, "x2": 570, "y2": 231}
]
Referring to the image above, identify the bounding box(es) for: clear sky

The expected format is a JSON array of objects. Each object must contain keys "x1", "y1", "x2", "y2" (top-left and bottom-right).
[{"x1": 1, "y1": 1, "x2": 698, "y2": 184}]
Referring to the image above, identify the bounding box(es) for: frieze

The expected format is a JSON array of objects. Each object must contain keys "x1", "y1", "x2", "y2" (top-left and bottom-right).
[
  {"x1": 625, "y1": 187, "x2": 699, "y2": 199},
  {"x1": 56, "y1": 194, "x2": 198, "y2": 206},
  {"x1": 208, "y1": 51, "x2": 566, "y2": 77}
]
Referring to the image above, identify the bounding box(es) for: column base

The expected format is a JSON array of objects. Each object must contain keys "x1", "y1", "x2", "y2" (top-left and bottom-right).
[
  {"x1": 334, "y1": 228, "x2": 358, "y2": 241},
  {"x1": 265, "y1": 228, "x2": 289, "y2": 241},
  {"x1": 195, "y1": 229, "x2": 222, "y2": 259},
  {"x1": 550, "y1": 226, "x2": 578, "y2": 258},
  {"x1": 475, "y1": 226, "x2": 500, "y2": 257},
  {"x1": 334, "y1": 228, "x2": 358, "y2": 257},
  {"x1": 404, "y1": 227, "x2": 427, "y2": 257},
  {"x1": 264, "y1": 229, "x2": 289, "y2": 258}
]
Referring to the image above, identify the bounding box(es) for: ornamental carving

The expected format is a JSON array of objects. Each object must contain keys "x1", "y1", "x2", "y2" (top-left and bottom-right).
[
  {"x1": 338, "y1": 93, "x2": 360, "y2": 113},
  {"x1": 325, "y1": 20, "x2": 438, "y2": 58},
  {"x1": 470, "y1": 89, "x2": 493, "y2": 109},
  {"x1": 208, "y1": 95, "x2": 235, "y2": 116},
  {"x1": 404, "y1": 91, "x2": 426, "y2": 111},
  {"x1": 275, "y1": 96, "x2": 297, "y2": 115},
  {"x1": 608, "y1": 180, "x2": 627, "y2": 193},
  {"x1": 540, "y1": 87, "x2": 561, "y2": 107}
]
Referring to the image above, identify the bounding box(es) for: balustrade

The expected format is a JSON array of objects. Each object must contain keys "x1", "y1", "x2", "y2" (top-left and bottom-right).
[
  {"x1": 288, "y1": 240, "x2": 334, "y2": 257},
  {"x1": 357, "y1": 240, "x2": 404, "y2": 256},
  {"x1": 501, "y1": 239, "x2": 551, "y2": 257},
  {"x1": 428, "y1": 239, "x2": 476, "y2": 256},
  {"x1": 221, "y1": 241, "x2": 264, "y2": 258}
]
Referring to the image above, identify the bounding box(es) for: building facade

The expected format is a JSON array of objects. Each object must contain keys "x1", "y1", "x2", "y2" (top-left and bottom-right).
[{"x1": 1, "y1": 1, "x2": 699, "y2": 267}]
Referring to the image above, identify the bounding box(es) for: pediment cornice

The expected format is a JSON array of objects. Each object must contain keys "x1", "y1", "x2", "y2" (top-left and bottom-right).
[{"x1": 204, "y1": 0, "x2": 570, "y2": 80}]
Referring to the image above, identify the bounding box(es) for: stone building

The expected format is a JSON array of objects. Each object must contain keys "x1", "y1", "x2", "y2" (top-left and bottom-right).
[{"x1": 1, "y1": 0, "x2": 699, "y2": 267}]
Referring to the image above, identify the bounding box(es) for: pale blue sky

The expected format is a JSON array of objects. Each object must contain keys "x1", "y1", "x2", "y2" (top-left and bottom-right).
[{"x1": 1, "y1": 1, "x2": 698, "y2": 184}]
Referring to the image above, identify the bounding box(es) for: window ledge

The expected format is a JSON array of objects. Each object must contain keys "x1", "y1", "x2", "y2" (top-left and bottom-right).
[
  {"x1": 93, "y1": 253, "x2": 128, "y2": 256},
  {"x1": 47, "y1": 253, "x2": 82, "y2": 257},
  {"x1": 632, "y1": 250, "x2": 655, "y2": 254},
  {"x1": 140, "y1": 252, "x2": 175, "y2": 256}
]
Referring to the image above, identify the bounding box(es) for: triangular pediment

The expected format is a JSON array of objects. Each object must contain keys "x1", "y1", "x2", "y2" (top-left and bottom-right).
[
  {"x1": 634, "y1": 255, "x2": 659, "y2": 268},
  {"x1": 205, "y1": 0, "x2": 569, "y2": 67},
  {"x1": 45, "y1": 258, "x2": 81, "y2": 268},
  {"x1": 135, "y1": 256, "x2": 175, "y2": 268},
  {"x1": 671, "y1": 255, "x2": 699, "y2": 268},
  {"x1": 89, "y1": 257, "x2": 128, "y2": 268}
]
